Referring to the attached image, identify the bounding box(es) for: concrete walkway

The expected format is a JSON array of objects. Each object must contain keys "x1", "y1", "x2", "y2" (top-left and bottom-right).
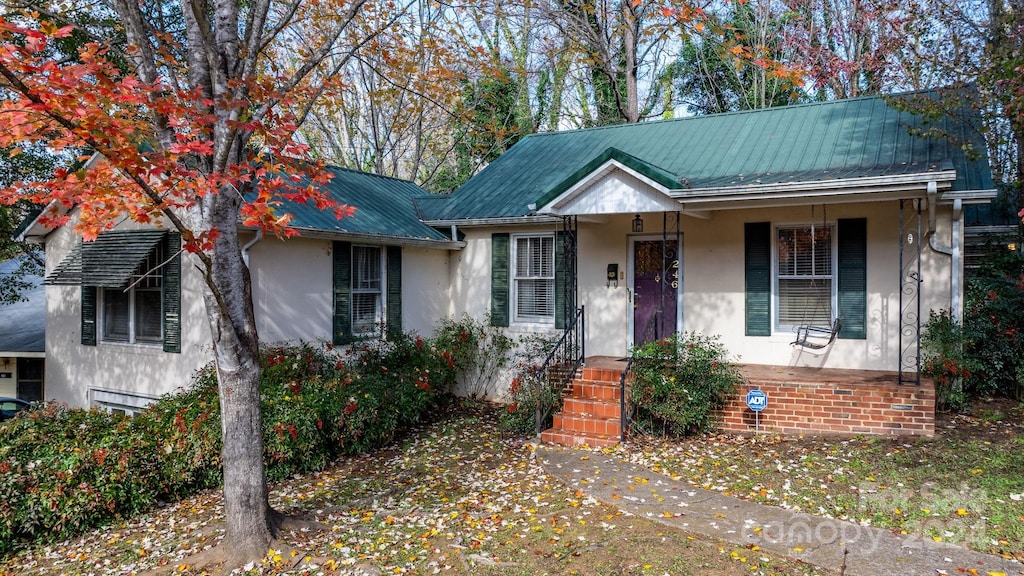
[{"x1": 537, "y1": 445, "x2": 1023, "y2": 576}]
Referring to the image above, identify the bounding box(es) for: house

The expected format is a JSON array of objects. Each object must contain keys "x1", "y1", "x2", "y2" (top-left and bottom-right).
[
  {"x1": 19, "y1": 91, "x2": 996, "y2": 438},
  {"x1": 18, "y1": 166, "x2": 461, "y2": 413},
  {"x1": 0, "y1": 256, "x2": 45, "y2": 401},
  {"x1": 415, "y1": 91, "x2": 994, "y2": 371}
]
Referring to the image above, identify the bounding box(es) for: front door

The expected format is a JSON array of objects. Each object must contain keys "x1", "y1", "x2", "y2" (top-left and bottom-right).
[{"x1": 632, "y1": 239, "x2": 679, "y2": 345}]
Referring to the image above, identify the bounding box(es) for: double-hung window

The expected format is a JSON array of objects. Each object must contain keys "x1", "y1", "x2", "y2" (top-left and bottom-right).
[
  {"x1": 513, "y1": 234, "x2": 554, "y2": 323},
  {"x1": 776, "y1": 225, "x2": 834, "y2": 330},
  {"x1": 351, "y1": 245, "x2": 383, "y2": 335},
  {"x1": 101, "y1": 241, "x2": 164, "y2": 345}
]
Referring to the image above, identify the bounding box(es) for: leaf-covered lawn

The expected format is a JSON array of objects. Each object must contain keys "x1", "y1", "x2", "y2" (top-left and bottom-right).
[
  {"x1": 0, "y1": 402, "x2": 826, "y2": 576},
  {"x1": 621, "y1": 398, "x2": 1024, "y2": 562}
]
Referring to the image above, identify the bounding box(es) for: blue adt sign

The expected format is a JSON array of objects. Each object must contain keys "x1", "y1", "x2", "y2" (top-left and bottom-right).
[{"x1": 745, "y1": 389, "x2": 768, "y2": 412}]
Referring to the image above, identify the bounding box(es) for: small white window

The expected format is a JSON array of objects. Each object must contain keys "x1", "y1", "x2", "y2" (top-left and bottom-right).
[
  {"x1": 513, "y1": 234, "x2": 555, "y2": 323},
  {"x1": 352, "y1": 245, "x2": 383, "y2": 334},
  {"x1": 100, "y1": 243, "x2": 164, "y2": 345},
  {"x1": 775, "y1": 225, "x2": 835, "y2": 329}
]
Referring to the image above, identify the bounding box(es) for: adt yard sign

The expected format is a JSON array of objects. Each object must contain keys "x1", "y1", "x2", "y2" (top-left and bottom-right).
[{"x1": 746, "y1": 389, "x2": 768, "y2": 412}]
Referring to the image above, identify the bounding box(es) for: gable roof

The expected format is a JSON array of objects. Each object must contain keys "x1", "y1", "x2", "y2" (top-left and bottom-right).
[
  {"x1": 417, "y1": 90, "x2": 995, "y2": 222},
  {"x1": 19, "y1": 162, "x2": 455, "y2": 247}
]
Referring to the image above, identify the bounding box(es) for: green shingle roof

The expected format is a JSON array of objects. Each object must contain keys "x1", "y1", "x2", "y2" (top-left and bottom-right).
[
  {"x1": 418, "y1": 91, "x2": 995, "y2": 221},
  {"x1": 278, "y1": 165, "x2": 449, "y2": 242}
]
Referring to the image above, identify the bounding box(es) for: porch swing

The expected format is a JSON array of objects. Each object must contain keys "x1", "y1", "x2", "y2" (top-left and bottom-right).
[{"x1": 790, "y1": 206, "x2": 842, "y2": 350}]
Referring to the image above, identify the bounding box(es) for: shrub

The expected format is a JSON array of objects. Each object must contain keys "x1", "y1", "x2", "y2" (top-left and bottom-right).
[
  {"x1": 433, "y1": 315, "x2": 514, "y2": 398},
  {"x1": 0, "y1": 327, "x2": 480, "y2": 556},
  {"x1": 0, "y1": 405, "x2": 164, "y2": 553},
  {"x1": 499, "y1": 334, "x2": 561, "y2": 435},
  {"x1": 922, "y1": 244, "x2": 1024, "y2": 410},
  {"x1": 629, "y1": 332, "x2": 743, "y2": 436},
  {"x1": 921, "y1": 310, "x2": 978, "y2": 412}
]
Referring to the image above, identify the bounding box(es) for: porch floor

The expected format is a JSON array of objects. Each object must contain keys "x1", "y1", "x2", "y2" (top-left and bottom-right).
[{"x1": 584, "y1": 355, "x2": 911, "y2": 386}]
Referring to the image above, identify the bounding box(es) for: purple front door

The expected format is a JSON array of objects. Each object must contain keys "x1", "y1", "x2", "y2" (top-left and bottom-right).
[{"x1": 633, "y1": 239, "x2": 679, "y2": 345}]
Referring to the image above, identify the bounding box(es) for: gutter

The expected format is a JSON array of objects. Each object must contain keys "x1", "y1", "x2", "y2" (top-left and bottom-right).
[
  {"x1": 925, "y1": 181, "x2": 964, "y2": 321},
  {"x1": 248, "y1": 226, "x2": 466, "y2": 250},
  {"x1": 421, "y1": 215, "x2": 561, "y2": 228},
  {"x1": 241, "y1": 229, "x2": 263, "y2": 267}
]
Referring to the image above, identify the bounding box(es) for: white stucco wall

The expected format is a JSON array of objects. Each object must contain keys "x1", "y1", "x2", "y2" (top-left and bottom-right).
[
  {"x1": 46, "y1": 222, "x2": 455, "y2": 408},
  {"x1": 449, "y1": 201, "x2": 957, "y2": 381},
  {"x1": 44, "y1": 216, "x2": 214, "y2": 408},
  {"x1": 402, "y1": 246, "x2": 450, "y2": 336},
  {"x1": 248, "y1": 236, "x2": 333, "y2": 344}
]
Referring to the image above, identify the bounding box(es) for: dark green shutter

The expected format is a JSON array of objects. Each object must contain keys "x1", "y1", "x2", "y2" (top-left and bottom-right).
[
  {"x1": 81, "y1": 285, "x2": 97, "y2": 346},
  {"x1": 490, "y1": 233, "x2": 510, "y2": 327},
  {"x1": 744, "y1": 222, "x2": 771, "y2": 336},
  {"x1": 386, "y1": 246, "x2": 402, "y2": 337},
  {"x1": 332, "y1": 241, "x2": 352, "y2": 345},
  {"x1": 554, "y1": 231, "x2": 576, "y2": 329},
  {"x1": 837, "y1": 218, "x2": 867, "y2": 339},
  {"x1": 162, "y1": 232, "x2": 182, "y2": 353}
]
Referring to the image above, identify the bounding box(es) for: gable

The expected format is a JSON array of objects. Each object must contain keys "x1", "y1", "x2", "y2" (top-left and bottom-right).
[{"x1": 539, "y1": 162, "x2": 680, "y2": 216}]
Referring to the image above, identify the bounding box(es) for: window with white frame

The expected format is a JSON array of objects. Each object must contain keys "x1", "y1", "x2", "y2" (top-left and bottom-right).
[
  {"x1": 100, "y1": 242, "x2": 164, "y2": 344},
  {"x1": 776, "y1": 225, "x2": 834, "y2": 329},
  {"x1": 352, "y1": 245, "x2": 383, "y2": 334},
  {"x1": 513, "y1": 234, "x2": 555, "y2": 322}
]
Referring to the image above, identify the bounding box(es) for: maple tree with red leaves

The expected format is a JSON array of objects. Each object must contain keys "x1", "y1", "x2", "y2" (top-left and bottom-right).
[{"x1": 0, "y1": 0, "x2": 374, "y2": 567}]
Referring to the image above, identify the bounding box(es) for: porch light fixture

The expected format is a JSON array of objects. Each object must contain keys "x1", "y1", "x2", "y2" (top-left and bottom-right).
[{"x1": 632, "y1": 214, "x2": 644, "y2": 233}]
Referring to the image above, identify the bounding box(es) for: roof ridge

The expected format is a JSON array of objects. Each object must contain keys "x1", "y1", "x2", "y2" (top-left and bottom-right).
[
  {"x1": 324, "y1": 163, "x2": 422, "y2": 187},
  {"x1": 524, "y1": 88, "x2": 944, "y2": 139}
]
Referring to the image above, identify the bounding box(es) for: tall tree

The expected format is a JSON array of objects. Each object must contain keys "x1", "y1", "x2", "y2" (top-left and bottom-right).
[
  {"x1": 661, "y1": 0, "x2": 805, "y2": 114},
  {"x1": 0, "y1": 0, "x2": 371, "y2": 566}
]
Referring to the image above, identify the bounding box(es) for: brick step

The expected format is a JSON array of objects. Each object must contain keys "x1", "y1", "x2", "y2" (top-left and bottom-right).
[
  {"x1": 540, "y1": 429, "x2": 620, "y2": 448},
  {"x1": 552, "y1": 413, "x2": 622, "y2": 437},
  {"x1": 579, "y1": 367, "x2": 623, "y2": 382},
  {"x1": 562, "y1": 397, "x2": 622, "y2": 420},
  {"x1": 571, "y1": 380, "x2": 621, "y2": 401}
]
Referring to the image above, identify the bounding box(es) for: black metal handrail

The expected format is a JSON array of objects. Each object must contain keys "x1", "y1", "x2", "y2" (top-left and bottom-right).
[
  {"x1": 620, "y1": 310, "x2": 661, "y2": 441},
  {"x1": 532, "y1": 306, "x2": 585, "y2": 433}
]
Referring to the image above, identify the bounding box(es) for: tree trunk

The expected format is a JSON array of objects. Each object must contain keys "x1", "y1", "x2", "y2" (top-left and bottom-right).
[{"x1": 201, "y1": 194, "x2": 276, "y2": 562}]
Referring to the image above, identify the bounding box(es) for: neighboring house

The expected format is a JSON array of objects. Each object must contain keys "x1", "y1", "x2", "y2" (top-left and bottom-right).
[
  {"x1": 18, "y1": 167, "x2": 460, "y2": 412},
  {"x1": 0, "y1": 257, "x2": 45, "y2": 401},
  {"x1": 18, "y1": 90, "x2": 997, "y2": 412}
]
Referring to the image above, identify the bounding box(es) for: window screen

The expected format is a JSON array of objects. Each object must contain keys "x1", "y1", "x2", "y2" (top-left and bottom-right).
[
  {"x1": 514, "y1": 235, "x2": 555, "y2": 321},
  {"x1": 777, "y1": 225, "x2": 833, "y2": 327},
  {"x1": 351, "y1": 246, "x2": 382, "y2": 334}
]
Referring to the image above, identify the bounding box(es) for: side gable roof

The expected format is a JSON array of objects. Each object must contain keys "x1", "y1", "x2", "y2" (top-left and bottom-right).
[
  {"x1": 417, "y1": 90, "x2": 995, "y2": 222},
  {"x1": 280, "y1": 165, "x2": 450, "y2": 244},
  {"x1": 19, "y1": 163, "x2": 454, "y2": 246}
]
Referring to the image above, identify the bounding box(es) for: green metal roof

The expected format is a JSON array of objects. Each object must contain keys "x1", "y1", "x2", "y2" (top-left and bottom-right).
[
  {"x1": 418, "y1": 91, "x2": 995, "y2": 221},
  {"x1": 274, "y1": 165, "x2": 450, "y2": 243},
  {"x1": 45, "y1": 229, "x2": 167, "y2": 287}
]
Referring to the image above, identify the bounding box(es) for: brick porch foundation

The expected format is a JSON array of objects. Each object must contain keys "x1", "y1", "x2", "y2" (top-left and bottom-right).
[{"x1": 721, "y1": 365, "x2": 935, "y2": 437}]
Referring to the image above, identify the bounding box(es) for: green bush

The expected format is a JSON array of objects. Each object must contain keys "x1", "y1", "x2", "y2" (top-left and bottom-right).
[
  {"x1": 922, "y1": 244, "x2": 1024, "y2": 410},
  {"x1": 629, "y1": 332, "x2": 743, "y2": 436},
  {"x1": 498, "y1": 334, "x2": 561, "y2": 435},
  {"x1": 921, "y1": 310, "x2": 978, "y2": 412},
  {"x1": 0, "y1": 322, "x2": 483, "y2": 556},
  {"x1": 433, "y1": 315, "x2": 514, "y2": 398},
  {"x1": 0, "y1": 405, "x2": 164, "y2": 552}
]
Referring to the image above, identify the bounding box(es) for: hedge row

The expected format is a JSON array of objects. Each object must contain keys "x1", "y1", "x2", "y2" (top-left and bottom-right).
[{"x1": 0, "y1": 324, "x2": 476, "y2": 555}]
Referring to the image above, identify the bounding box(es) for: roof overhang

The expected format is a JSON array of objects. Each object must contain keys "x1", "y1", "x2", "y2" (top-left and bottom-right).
[
  {"x1": 666, "y1": 171, "x2": 960, "y2": 211},
  {"x1": 532, "y1": 158, "x2": 964, "y2": 217},
  {"x1": 420, "y1": 215, "x2": 562, "y2": 228},
  {"x1": 259, "y1": 226, "x2": 466, "y2": 250}
]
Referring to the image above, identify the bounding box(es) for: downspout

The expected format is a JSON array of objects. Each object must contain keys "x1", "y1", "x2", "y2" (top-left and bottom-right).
[
  {"x1": 241, "y1": 229, "x2": 264, "y2": 268},
  {"x1": 925, "y1": 182, "x2": 964, "y2": 321}
]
